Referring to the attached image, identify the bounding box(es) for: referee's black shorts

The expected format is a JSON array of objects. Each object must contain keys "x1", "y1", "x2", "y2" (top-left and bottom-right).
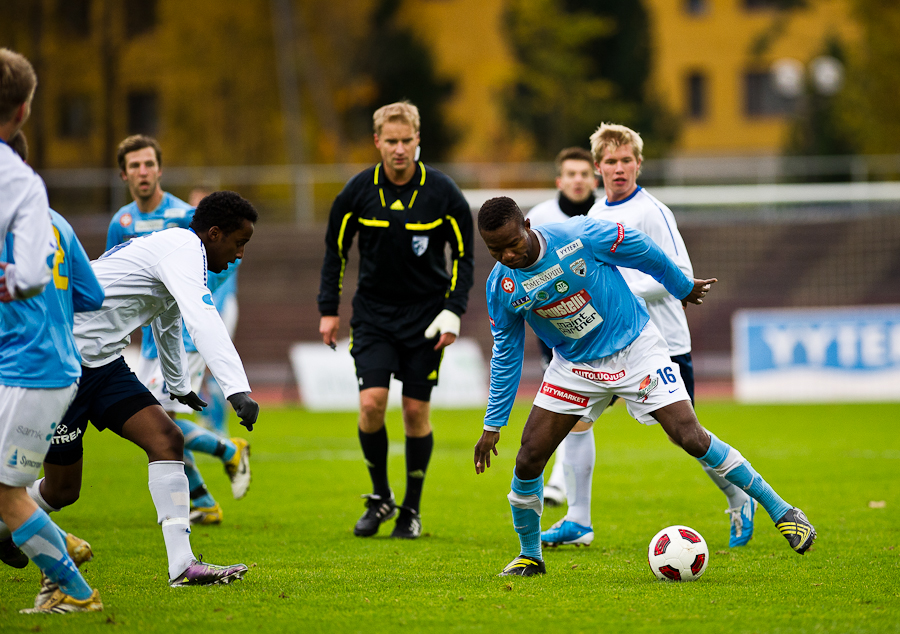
[{"x1": 349, "y1": 293, "x2": 445, "y2": 402}]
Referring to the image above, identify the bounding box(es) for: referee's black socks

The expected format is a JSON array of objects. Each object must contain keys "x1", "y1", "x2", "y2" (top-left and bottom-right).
[
  {"x1": 402, "y1": 432, "x2": 434, "y2": 513},
  {"x1": 359, "y1": 426, "x2": 391, "y2": 500}
]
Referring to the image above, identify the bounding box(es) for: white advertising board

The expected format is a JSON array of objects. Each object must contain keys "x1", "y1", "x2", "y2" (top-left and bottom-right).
[
  {"x1": 290, "y1": 337, "x2": 488, "y2": 411},
  {"x1": 733, "y1": 305, "x2": 900, "y2": 403}
]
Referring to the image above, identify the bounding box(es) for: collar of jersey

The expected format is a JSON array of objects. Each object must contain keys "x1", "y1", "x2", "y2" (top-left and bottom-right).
[{"x1": 604, "y1": 185, "x2": 642, "y2": 207}]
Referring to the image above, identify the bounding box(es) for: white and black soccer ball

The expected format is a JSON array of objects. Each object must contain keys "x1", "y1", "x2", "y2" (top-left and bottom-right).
[{"x1": 647, "y1": 525, "x2": 709, "y2": 581}]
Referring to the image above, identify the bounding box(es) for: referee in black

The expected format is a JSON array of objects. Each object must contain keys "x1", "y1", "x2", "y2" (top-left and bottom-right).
[{"x1": 318, "y1": 101, "x2": 474, "y2": 539}]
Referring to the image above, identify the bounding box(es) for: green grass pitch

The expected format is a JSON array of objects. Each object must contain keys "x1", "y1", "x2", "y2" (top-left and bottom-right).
[{"x1": 2, "y1": 400, "x2": 898, "y2": 632}]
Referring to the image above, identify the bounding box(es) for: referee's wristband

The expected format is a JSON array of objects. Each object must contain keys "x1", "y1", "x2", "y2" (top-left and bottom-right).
[{"x1": 483, "y1": 425, "x2": 502, "y2": 433}]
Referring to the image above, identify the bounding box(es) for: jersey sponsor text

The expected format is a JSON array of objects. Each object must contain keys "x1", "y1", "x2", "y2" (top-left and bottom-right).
[
  {"x1": 539, "y1": 382, "x2": 589, "y2": 407},
  {"x1": 522, "y1": 265, "x2": 564, "y2": 292},
  {"x1": 555, "y1": 238, "x2": 583, "y2": 260},
  {"x1": 572, "y1": 367, "x2": 625, "y2": 382}
]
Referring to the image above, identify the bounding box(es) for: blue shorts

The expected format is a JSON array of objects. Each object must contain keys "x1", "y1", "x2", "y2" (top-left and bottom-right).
[{"x1": 45, "y1": 357, "x2": 160, "y2": 466}]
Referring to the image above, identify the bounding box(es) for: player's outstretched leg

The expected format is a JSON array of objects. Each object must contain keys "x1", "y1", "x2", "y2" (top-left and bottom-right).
[
  {"x1": 543, "y1": 438, "x2": 566, "y2": 507},
  {"x1": 173, "y1": 419, "x2": 250, "y2": 499},
  {"x1": 699, "y1": 432, "x2": 815, "y2": 554},
  {"x1": 12, "y1": 509, "x2": 102, "y2": 614},
  {"x1": 391, "y1": 433, "x2": 433, "y2": 539},
  {"x1": 183, "y1": 449, "x2": 223, "y2": 525},
  {"x1": 501, "y1": 472, "x2": 546, "y2": 576},
  {"x1": 542, "y1": 428, "x2": 594, "y2": 547},
  {"x1": 697, "y1": 460, "x2": 756, "y2": 547},
  {"x1": 148, "y1": 461, "x2": 248, "y2": 585}
]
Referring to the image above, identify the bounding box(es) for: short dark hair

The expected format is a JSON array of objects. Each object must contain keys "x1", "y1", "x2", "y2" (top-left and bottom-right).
[
  {"x1": 116, "y1": 134, "x2": 162, "y2": 171},
  {"x1": 555, "y1": 147, "x2": 594, "y2": 174},
  {"x1": 0, "y1": 48, "x2": 37, "y2": 124},
  {"x1": 190, "y1": 191, "x2": 259, "y2": 235},
  {"x1": 8, "y1": 130, "x2": 27, "y2": 161},
  {"x1": 478, "y1": 196, "x2": 524, "y2": 233}
]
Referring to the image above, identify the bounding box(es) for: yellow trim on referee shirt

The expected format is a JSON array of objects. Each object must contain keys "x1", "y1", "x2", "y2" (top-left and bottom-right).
[
  {"x1": 358, "y1": 217, "x2": 389, "y2": 227},
  {"x1": 336, "y1": 212, "x2": 353, "y2": 292},
  {"x1": 405, "y1": 218, "x2": 444, "y2": 231}
]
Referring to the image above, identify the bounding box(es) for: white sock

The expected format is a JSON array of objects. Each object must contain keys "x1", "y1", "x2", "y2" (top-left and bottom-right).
[
  {"x1": 563, "y1": 428, "x2": 595, "y2": 527},
  {"x1": 546, "y1": 437, "x2": 566, "y2": 492},
  {"x1": 27, "y1": 478, "x2": 60, "y2": 513},
  {"x1": 148, "y1": 461, "x2": 195, "y2": 579},
  {"x1": 698, "y1": 460, "x2": 751, "y2": 509}
]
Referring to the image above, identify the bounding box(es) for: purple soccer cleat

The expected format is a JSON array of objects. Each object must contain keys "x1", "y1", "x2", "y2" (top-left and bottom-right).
[{"x1": 168, "y1": 556, "x2": 248, "y2": 587}]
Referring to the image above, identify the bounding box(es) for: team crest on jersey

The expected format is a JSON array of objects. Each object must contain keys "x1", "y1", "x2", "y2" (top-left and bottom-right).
[
  {"x1": 570, "y1": 258, "x2": 587, "y2": 277},
  {"x1": 412, "y1": 235, "x2": 429, "y2": 256},
  {"x1": 522, "y1": 265, "x2": 564, "y2": 292},
  {"x1": 555, "y1": 238, "x2": 583, "y2": 260},
  {"x1": 511, "y1": 295, "x2": 530, "y2": 308},
  {"x1": 501, "y1": 277, "x2": 516, "y2": 293},
  {"x1": 119, "y1": 213, "x2": 133, "y2": 227},
  {"x1": 555, "y1": 280, "x2": 569, "y2": 294},
  {"x1": 534, "y1": 289, "x2": 603, "y2": 339},
  {"x1": 637, "y1": 374, "x2": 659, "y2": 402},
  {"x1": 536, "y1": 290, "x2": 549, "y2": 301}
]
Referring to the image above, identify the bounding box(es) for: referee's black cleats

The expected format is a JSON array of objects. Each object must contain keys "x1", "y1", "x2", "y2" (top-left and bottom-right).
[
  {"x1": 390, "y1": 506, "x2": 422, "y2": 539},
  {"x1": 776, "y1": 507, "x2": 816, "y2": 554},
  {"x1": 499, "y1": 555, "x2": 546, "y2": 577},
  {"x1": 354, "y1": 494, "x2": 397, "y2": 537}
]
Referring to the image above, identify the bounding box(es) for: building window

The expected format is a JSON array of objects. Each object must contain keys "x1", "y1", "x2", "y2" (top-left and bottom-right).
[
  {"x1": 58, "y1": 0, "x2": 91, "y2": 35},
  {"x1": 58, "y1": 94, "x2": 92, "y2": 138},
  {"x1": 125, "y1": 0, "x2": 157, "y2": 38},
  {"x1": 686, "y1": 72, "x2": 707, "y2": 119},
  {"x1": 685, "y1": 0, "x2": 708, "y2": 15},
  {"x1": 744, "y1": 71, "x2": 798, "y2": 117},
  {"x1": 127, "y1": 91, "x2": 158, "y2": 135}
]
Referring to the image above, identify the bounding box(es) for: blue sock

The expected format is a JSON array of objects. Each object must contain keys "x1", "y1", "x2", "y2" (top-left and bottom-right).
[
  {"x1": 12, "y1": 509, "x2": 92, "y2": 601},
  {"x1": 183, "y1": 449, "x2": 216, "y2": 508},
  {"x1": 508, "y1": 472, "x2": 544, "y2": 560},
  {"x1": 700, "y1": 434, "x2": 792, "y2": 523},
  {"x1": 174, "y1": 418, "x2": 235, "y2": 462}
]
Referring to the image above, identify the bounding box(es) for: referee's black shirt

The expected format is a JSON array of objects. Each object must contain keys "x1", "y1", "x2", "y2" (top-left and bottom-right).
[{"x1": 317, "y1": 161, "x2": 474, "y2": 317}]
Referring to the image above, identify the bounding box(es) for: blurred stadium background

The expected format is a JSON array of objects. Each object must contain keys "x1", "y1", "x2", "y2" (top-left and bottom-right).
[{"x1": 3, "y1": 0, "x2": 899, "y2": 399}]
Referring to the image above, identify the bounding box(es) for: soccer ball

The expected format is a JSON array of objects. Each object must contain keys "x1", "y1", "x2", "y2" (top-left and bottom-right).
[{"x1": 647, "y1": 525, "x2": 709, "y2": 581}]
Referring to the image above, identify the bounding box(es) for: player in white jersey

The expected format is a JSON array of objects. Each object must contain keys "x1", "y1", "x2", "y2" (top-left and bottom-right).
[
  {"x1": 541, "y1": 124, "x2": 756, "y2": 550},
  {"x1": 473, "y1": 197, "x2": 815, "y2": 577},
  {"x1": 108, "y1": 137, "x2": 250, "y2": 526},
  {"x1": 0, "y1": 51, "x2": 104, "y2": 614},
  {"x1": 525, "y1": 147, "x2": 599, "y2": 508},
  {"x1": 32, "y1": 191, "x2": 260, "y2": 588}
]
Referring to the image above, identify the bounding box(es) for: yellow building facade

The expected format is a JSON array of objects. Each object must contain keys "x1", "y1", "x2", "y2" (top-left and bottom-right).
[{"x1": 2, "y1": 0, "x2": 861, "y2": 168}]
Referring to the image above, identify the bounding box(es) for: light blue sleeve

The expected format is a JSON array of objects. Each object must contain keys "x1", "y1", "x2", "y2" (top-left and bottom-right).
[
  {"x1": 67, "y1": 229, "x2": 104, "y2": 312},
  {"x1": 584, "y1": 218, "x2": 693, "y2": 301},
  {"x1": 483, "y1": 268, "x2": 526, "y2": 428}
]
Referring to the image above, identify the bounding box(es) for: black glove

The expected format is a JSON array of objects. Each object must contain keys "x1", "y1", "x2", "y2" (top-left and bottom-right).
[
  {"x1": 169, "y1": 391, "x2": 207, "y2": 411},
  {"x1": 228, "y1": 392, "x2": 259, "y2": 431}
]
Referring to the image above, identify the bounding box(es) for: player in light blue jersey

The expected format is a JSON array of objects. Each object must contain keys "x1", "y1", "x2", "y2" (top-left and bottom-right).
[
  {"x1": 108, "y1": 136, "x2": 250, "y2": 526},
  {"x1": 0, "y1": 70, "x2": 105, "y2": 612},
  {"x1": 472, "y1": 197, "x2": 816, "y2": 577}
]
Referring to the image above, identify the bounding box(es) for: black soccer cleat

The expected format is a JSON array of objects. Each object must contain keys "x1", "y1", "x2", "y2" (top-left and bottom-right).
[
  {"x1": 353, "y1": 494, "x2": 397, "y2": 537},
  {"x1": 0, "y1": 537, "x2": 29, "y2": 569},
  {"x1": 391, "y1": 506, "x2": 422, "y2": 539},
  {"x1": 498, "y1": 555, "x2": 546, "y2": 577},
  {"x1": 776, "y1": 507, "x2": 817, "y2": 554}
]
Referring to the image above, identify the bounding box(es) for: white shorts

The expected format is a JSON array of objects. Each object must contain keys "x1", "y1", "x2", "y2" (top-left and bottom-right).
[
  {"x1": 135, "y1": 352, "x2": 207, "y2": 415},
  {"x1": 0, "y1": 383, "x2": 78, "y2": 486},
  {"x1": 533, "y1": 321, "x2": 690, "y2": 425}
]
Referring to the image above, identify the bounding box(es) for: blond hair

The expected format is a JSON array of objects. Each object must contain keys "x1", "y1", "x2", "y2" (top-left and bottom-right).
[
  {"x1": 589, "y1": 123, "x2": 644, "y2": 166},
  {"x1": 0, "y1": 48, "x2": 37, "y2": 124},
  {"x1": 372, "y1": 101, "x2": 420, "y2": 136}
]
